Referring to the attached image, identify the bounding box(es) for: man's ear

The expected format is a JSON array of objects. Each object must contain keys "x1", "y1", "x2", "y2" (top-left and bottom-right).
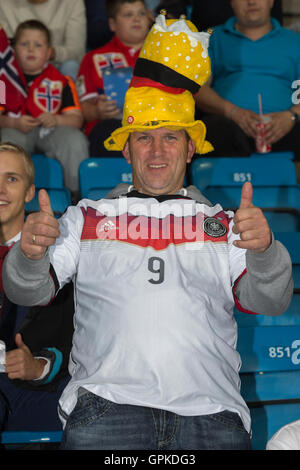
[
  {"x1": 25, "y1": 184, "x2": 35, "y2": 204},
  {"x1": 186, "y1": 138, "x2": 196, "y2": 164},
  {"x1": 122, "y1": 141, "x2": 131, "y2": 164}
]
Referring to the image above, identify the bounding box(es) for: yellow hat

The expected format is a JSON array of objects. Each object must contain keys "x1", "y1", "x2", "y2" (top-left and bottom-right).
[{"x1": 104, "y1": 13, "x2": 213, "y2": 154}]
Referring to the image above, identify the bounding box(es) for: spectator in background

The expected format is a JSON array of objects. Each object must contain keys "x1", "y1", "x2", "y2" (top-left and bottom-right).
[
  {"x1": 154, "y1": 0, "x2": 186, "y2": 18},
  {"x1": 144, "y1": 0, "x2": 160, "y2": 12},
  {"x1": 84, "y1": 0, "x2": 113, "y2": 50},
  {"x1": 77, "y1": 0, "x2": 151, "y2": 158},
  {"x1": 0, "y1": 143, "x2": 74, "y2": 442},
  {"x1": 190, "y1": 0, "x2": 282, "y2": 31},
  {"x1": 0, "y1": 20, "x2": 88, "y2": 197},
  {"x1": 0, "y1": 0, "x2": 87, "y2": 81},
  {"x1": 195, "y1": 0, "x2": 300, "y2": 164}
]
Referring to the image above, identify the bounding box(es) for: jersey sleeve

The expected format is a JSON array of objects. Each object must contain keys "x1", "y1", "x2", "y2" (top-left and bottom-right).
[
  {"x1": 60, "y1": 76, "x2": 81, "y2": 113},
  {"x1": 49, "y1": 205, "x2": 84, "y2": 288},
  {"x1": 226, "y1": 212, "x2": 247, "y2": 286}
]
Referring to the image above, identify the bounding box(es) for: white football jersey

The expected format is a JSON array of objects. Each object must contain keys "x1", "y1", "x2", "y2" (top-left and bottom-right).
[{"x1": 51, "y1": 193, "x2": 251, "y2": 432}]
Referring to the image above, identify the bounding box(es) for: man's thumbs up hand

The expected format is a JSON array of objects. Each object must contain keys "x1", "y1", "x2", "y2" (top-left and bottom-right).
[
  {"x1": 21, "y1": 189, "x2": 61, "y2": 260},
  {"x1": 232, "y1": 182, "x2": 271, "y2": 253},
  {"x1": 38, "y1": 188, "x2": 54, "y2": 216},
  {"x1": 239, "y1": 180, "x2": 254, "y2": 209}
]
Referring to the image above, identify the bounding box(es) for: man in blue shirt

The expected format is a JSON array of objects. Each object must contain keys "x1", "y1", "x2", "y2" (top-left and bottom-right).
[{"x1": 195, "y1": 0, "x2": 300, "y2": 162}]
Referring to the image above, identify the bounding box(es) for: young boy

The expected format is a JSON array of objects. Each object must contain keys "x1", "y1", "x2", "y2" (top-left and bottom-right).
[
  {"x1": 0, "y1": 20, "x2": 89, "y2": 195},
  {"x1": 77, "y1": 0, "x2": 151, "y2": 157}
]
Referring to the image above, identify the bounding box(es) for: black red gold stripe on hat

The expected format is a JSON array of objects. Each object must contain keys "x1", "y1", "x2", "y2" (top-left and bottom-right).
[{"x1": 133, "y1": 58, "x2": 200, "y2": 95}]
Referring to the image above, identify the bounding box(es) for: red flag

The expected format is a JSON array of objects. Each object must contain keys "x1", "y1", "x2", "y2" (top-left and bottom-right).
[{"x1": 0, "y1": 26, "x2": 27, "y2": 114}]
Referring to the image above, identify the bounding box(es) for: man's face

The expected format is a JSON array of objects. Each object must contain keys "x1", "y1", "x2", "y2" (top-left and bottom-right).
[
  {"x1": 0, "y1": 152, "x2": 34, "y2": 239},
  {"x1": 108, "y1": 1, "x2": 150, "y2": 48},
  {"x1": 230, "y1": 0, "x2": 274, "y2": 28},
  {"x1": 122, "y1": 127, "x2": 195, "y2": 195}
]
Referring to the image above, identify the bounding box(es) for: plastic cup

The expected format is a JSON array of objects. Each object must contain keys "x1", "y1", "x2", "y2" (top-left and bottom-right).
[{"x1": 255, "y1": 115, "x2": 272, "y2": 153}]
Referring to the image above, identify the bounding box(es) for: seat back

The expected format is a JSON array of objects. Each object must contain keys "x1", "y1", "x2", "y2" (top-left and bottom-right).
[
  {"x1": 190, "y1": 157, "x2": 297, "y2": 193},
  {"x1": 250, "y1": 151, "x2": 295, "y2": 160},
  {"x1": 26, "y1": 155, "x2": 71, "y2": 217},
  {"x1": 1, "y1": 430, "x2": 62, "y2": 446},
  {"x1": 31, "y1": 154, "x2": 64, "y2": 189},
  {"x1": 190, "y1": 157, "x2": 300, "y2": 232},
  {"x1": 79, "y1": 158, "x2": 132, "y2": 200},
  {"x1": 25, "y1": 189, "x2": 71, "y2": 218}
]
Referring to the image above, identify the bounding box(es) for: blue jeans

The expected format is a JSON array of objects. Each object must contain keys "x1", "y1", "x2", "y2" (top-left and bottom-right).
[{"x1": 60, "y1": 391, "x2": 251, "y2": 450}]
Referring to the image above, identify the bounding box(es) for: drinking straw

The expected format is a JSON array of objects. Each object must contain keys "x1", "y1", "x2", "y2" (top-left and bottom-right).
[{"x1": 258, "y1": 93, "x2": 263, "y2": 117}]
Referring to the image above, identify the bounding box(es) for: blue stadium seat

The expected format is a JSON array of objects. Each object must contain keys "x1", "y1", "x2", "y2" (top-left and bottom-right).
[
  {"x1": 1, "y1": 430, "x2": 62, "y2": 444},
  {"x1": 236, "y1": 231, "x2": 300, "y2": 449},
  {"x1": 26, "y1": 155, "x2": 71, "y2": 217},
  {"x1": 25, "y1": 189, "x2": 71, "y2": 218},
  {"x1": 249, "y1": 401, "x2": 300, "y2": 450},
  {"x1": 250, "y1": 151, "x2": 295, "y2": 160},
  {"x1": 237, "y1": 320, "x2": 300, "y2": 449},
  {"x1": 31, "y1": 154, "x2": 64, "y2": 189},
  {"x1": 190, "y1": 157, "x2": 300, "y2": 232},
  {"x1": 191, "y1": 156, "x2": 297, "y2": 192},
  {"x1": 79, "y1": 157, "x2": 133, "y2": 200}
]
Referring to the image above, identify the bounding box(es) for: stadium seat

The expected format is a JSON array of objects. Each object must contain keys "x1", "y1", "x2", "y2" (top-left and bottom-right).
[
  {"x1": 25, "y1": 189, "x2": 71, "y2": 218},
  {"x1": 26, "y1": 155, "x2": 71, "y2": 217},
  {"x1": 190, "y1": 157, "x2": 300, "y2": 232},
  {"x1": 79, "y1": 157, "x2": 133, "y2": 200},
  {"x1": 250, "y1": 151, "x2": 295, "y2": 160},
  {"x1": 191, "y1": 156, "x2": 297, "y2": 192},
  {"x1": 1, "y1": 430, "x2": 62, "y2": 448},
  {"x1": 237, "y1": 319, "x2": 300, "y2": 449},
  {"x1": 31, "y1": 154, "x2": 64, "y2": 189},
  {"x1": 235, "y1": 230, "x2": 300, "y2": 449}
]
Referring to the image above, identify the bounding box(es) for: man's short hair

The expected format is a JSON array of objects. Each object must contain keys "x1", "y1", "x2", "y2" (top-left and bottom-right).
[
  {"x1": 12, "y1": 19, "x2": 52, "y2": 46},
  {"x1": 106, "y1": 0, "x2": 146, "y2": 18},
  {"x1": 0, "y1": 142, "x2": 35, "y2": 188}
]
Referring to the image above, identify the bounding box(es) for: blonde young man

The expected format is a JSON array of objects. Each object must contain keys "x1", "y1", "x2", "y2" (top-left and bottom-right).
[
  {"x1": 0, "y1": 143, "x2": 73, "y2": 435},
  {"x1": 3, "y1": 15, "x2": 293, "y2": 450}
]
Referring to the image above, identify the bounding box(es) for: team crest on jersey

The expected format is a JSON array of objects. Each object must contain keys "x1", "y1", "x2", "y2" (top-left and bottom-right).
[
  {"x1": 202, "y1": 217, "x2": 227, "y2": 238},
  {"x1": 34, "y1": 79, "x2": 62, "y2": 113},
  {"x1": 97, "y1": 219, "x2": 117, "y2": 233},
  {"x1": 93, "y1": 53, "x2": 129, "y2": 79}
]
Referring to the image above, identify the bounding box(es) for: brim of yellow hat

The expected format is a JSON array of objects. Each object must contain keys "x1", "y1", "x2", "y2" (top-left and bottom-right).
[{"x1": 104, "y1": 120, "x2": 214, "y2": 155}]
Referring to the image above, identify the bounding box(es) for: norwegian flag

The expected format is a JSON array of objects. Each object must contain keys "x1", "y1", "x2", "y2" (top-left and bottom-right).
[
  {"x1": 35, "y1": 79, "x2": 61, "y2": 113},
  {"x1": 0, "y1": 26, "x2": 27, "y2": 113}
]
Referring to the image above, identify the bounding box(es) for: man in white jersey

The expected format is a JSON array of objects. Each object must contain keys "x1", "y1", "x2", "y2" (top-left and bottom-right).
[{"x1": 2, "y1": 13, "x2": 293, "y2": 450}]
